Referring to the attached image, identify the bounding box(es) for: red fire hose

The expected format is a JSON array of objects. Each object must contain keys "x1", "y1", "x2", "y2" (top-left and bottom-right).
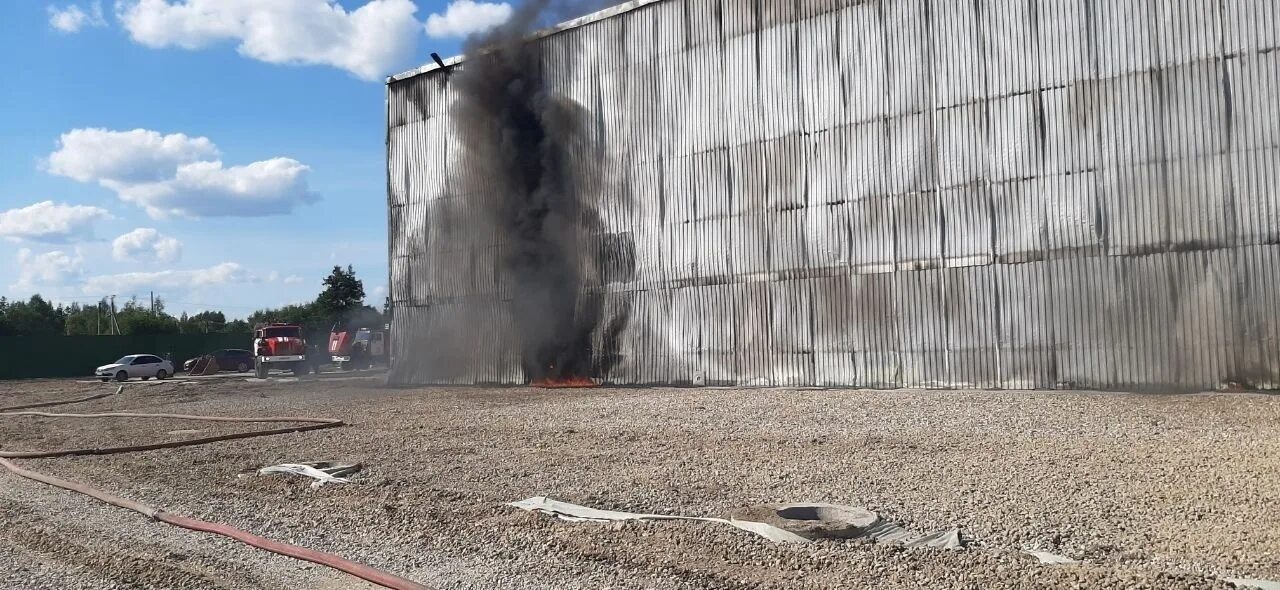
[{"x1": 0, "y1": 394, "x2": 428, "y2": 590}]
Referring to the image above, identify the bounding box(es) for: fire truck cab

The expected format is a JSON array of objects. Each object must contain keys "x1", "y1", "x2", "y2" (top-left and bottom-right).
[
  {"x1": 253, "y1": 323, "x2": 310, "y2": 378},
  {"x1": 328, "y1": 325, "x2": 387, "y2": 370}
]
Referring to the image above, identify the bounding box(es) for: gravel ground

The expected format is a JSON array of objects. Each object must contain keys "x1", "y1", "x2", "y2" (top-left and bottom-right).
[{"x1": 0, "y1": 375, "x2": 1277, "y2": 589}]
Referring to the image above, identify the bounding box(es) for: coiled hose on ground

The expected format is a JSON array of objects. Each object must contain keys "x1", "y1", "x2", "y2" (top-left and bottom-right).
[{"x1": 0, "y1": 388, "x2": 428, "y2": 590}]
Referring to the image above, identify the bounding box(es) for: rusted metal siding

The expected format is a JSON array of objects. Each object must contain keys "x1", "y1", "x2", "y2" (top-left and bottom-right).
[{"x1": 387, "y1": 0, "x2": 1280, "y2": 390}]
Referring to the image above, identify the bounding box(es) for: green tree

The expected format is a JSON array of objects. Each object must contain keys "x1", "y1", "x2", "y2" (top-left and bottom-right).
[
  {"x1": 118, "y1": 311, "x2": 181, "y2": 335},
  {"x1": 3, "y1": 295, "x2": 65, "y2": 335},
  {"x1": 315, "y1": 265, "x2": 366, "y2": 321},
  {"x1": 0, "y1": 297, "x2": 11, "y2": 337},
  {"x1": 116, "y1": 297, "x2": 180, "y2": 335},
  {"x1": 344, "y1": 305, "x2": 384, "y2": 330},
  {"x1": 248, "y1": 303, "x2": 316, "y2": 327},
  {"x1": 180, "y1": 310, "x2": 228, "y2": 334},
  {"x1": 63, "y1": 301, "x2": 104, "y2": 335},
  {"x1": 193, "y1": 310, "x2": 226, "y2": 324},
  {"x1": 248, "y1": 265, "x2": 384, "y2": 336}
]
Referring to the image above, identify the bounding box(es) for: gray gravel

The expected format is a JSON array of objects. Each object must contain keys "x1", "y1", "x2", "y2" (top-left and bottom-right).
[{"x1": 0, "y1": 376, "x2": 1276, "y2": 589}]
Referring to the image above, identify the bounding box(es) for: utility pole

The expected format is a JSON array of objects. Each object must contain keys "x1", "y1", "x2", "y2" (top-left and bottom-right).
[
  {"x1": 108, "y1": 295, "x2": 120, "y2": 335},
  {"x1": 150, "y1": 291, "x2": 155, "y2": 315}
]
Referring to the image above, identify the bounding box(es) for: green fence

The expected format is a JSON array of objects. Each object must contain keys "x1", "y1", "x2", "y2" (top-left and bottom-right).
[{"x1": 0, "y1": 334, "x2": 251, "y2": 380}]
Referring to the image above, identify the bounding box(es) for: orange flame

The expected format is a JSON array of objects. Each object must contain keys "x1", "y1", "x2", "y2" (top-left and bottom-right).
[{"x1": 531, "y1": 375, "x2": 597, "y2": 389}]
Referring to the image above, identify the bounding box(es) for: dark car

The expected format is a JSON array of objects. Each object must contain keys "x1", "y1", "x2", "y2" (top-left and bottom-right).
[{"x1": 183, "y1": 348, "x2": 254, "y2": 373}]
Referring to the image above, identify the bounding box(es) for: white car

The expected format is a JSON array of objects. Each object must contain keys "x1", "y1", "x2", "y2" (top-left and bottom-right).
[{"x1": 96, "y1": 354, "x2": 174, "y2": 382}]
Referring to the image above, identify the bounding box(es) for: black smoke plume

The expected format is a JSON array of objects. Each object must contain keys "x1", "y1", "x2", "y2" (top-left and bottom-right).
[{"x1": 450, "y1": 1, "x2": 611, "y2": 382}]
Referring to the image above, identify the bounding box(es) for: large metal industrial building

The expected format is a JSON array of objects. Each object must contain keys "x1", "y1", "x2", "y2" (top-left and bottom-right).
[{"x1": 386, "y1": 0, "x2": 1279, "y2": 390}]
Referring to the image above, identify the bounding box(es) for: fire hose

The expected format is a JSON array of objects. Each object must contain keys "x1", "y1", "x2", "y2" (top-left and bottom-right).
[{"x1": 0, "y1": 392, "x2": 428, "y2": 590}]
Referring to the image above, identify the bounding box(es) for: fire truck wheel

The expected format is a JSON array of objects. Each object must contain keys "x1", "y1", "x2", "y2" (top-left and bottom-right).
[{"x1": 255, "y1": 362, "x2": 268, "y2": 379}]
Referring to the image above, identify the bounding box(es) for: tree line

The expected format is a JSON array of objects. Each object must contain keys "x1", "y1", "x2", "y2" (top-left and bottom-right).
[{"x1": 0, "y1": 265, "x2": 389, "y2": 337}]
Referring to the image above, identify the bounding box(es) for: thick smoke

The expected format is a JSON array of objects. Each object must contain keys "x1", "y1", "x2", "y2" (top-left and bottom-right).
[{"x1": 450, "y1": 1, "x2": 609, "y2": 382}]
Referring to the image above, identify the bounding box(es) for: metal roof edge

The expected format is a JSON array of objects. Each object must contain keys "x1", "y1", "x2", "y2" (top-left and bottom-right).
[{"x1": 387, "y1": 0, "x2": 669, "y2": 84}]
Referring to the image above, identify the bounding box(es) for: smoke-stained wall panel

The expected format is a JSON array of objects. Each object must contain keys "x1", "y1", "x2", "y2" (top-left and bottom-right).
[
  {"x1": 1233, "y1": 148, "x2": 1280, "y2": 245},
  {"x1": 993, "y1": 180, "x2": 1044, "y2": 260},
  {"x1": 1228, "y1": 53, "x2": 1280, "y2": 152},
  {"x1": 1037, "y1": 0, "x2": 1091, "y2": 87},
  {"x1": 884, "y1": 0, "x2": 930, "y2": 117},
  {"x1": 996, "y1": 261, "x2": 1056, "y2": 390},
  {"x1": 387, "y1": 0, "x2": 1280, "y2": 391},
  {"x1": 1100, "y1": 73, "x2": 1164, "y2": 166},
  {"x1": 722, "y1": 34, "x2": 760, "y2": 147},
  {"x1": 1096, "y1": 0, "x2": 1159, "y2": 77},
  {"x1": 893, "y1": 191, "x2": 940, "y2": 267},
  {"x1": 840, "y1": 3, "x2": 888, "y2": 124},
  {"x1": 848, "y1": 196, "x2": 895, "y2": 272},
  {"x1": 800, "y1": 11, "x2": 844, "y2": 134},
  {"x1": 1045, "y1": 255, "x2": 1117, "y2": 388},
  {"x1": 944, "y1": 265, "x2": 1000, "y2": 389},
  {"x1": 1166, "y1": 154, "x2": 1231, "y2": 248},
  {"x1": 1225, "y1": 0, "x2": 1279, "y2": 53},
  {"x1": 941, "y1": 186, "x2": 992, "y2": 267},
  {"x1": 936, "y1": 103, "x2": 988, "y2": 188},
  {"x1": 1041, "y1": 83, "x2": 1100, "y2": 176},
  {"x1": 983, "y1": 0, "x2": 1039, "y2": 96},
  {"x1": 1041, "y1": 173, "x2": 1102, "y2": 253},
  {"x1": 1155, "y1": 1, "x2": 1222, "y2": 66},
  {"x1": 1237, "y1": 245, "x2": 1280, "y2": 389},
  {"x1": 844, "y1": 120, "x2": 891, "y2": 198},
  {"x1": 887, "y1": 114, "x2": 935, "y2": 194},
  {"x1": 932, "y1": 0, "x2": 982, "y2": 108},
  {"x1": 806, "y1": 201, "x2": 851, "y2": 268},
  {"x1": 989, "y1": 94, "x2": 1041, "y2": 182},
  {"x1": 1163, "y1": 61, "x2": 1226, "y2": 159}
]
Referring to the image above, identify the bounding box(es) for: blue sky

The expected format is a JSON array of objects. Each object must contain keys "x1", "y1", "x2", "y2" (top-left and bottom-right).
[{"x1": 0, "y1": 0, "x2": 514, "y2": 318}]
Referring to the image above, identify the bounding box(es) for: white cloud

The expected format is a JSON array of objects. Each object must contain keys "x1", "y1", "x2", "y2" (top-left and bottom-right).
[
  {"x1": 82, "y1": 262, "x2": 256, "y2": 294},
  {"x1": 424, "y1": 0, "x2": 511, "y2": 39},
  {"x1": 116, "y1": 0, "x2": 421, "y2": 81},
  {"x1": 46, "y1": 128, "x2": 318, "y2": 218},
  {"x1": 282, "y1": 275, "x2": 305, "y2": 285},
  {"x1": 14, "y1": 248, "x2": 84, "y2": 291},
  {"x1": 46, "y1": 128, "x2": 217, "y2": 184},
  {"x1": 0, "y1": 201, "x2": 112, "y2": 243},
  {"x1": 112, "y1": 228, "x2": 183, "y2": 263},
  {"x1": 48, "y1": 2, "x2": 106, "y2": 33},
  {"x1": 369, "y1": 284, "x2": 387, "y2": 300},
  {"x1": 266, "y1": 271, "x2": 280, "y2": 282}
]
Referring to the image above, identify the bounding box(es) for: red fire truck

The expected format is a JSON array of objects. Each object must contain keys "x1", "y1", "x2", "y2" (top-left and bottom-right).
[
  {"x1": 253, "y1": 323, "x2": 311, "y2": 378},
  {"x1": 328, "y1": 323, "x2": 388, "y2": 371}
]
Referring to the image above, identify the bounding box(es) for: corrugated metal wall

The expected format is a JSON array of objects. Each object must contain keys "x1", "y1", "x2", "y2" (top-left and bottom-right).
[{"x1": 386, "y1": 0, "x2": 1280, "y2": 390}]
